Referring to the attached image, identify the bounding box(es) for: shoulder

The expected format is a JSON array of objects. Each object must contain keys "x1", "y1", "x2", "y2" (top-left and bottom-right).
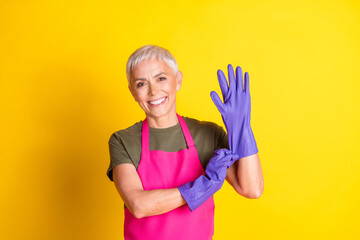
[{"x1": 109, "y1": 121, "x2": 143, "y2": 143}]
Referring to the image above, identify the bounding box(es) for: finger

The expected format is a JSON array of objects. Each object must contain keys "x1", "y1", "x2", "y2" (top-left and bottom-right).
[
  {"x1": 244, "y1": 71, "x2": 250, "y2": 94},
  {"x1": 236, "y1": 66, "x2": 244, "y2": 93},
  {"x1": 227, "y1": 64, "x2": 236, "y2": 96},
  {"x1": 210, "y1": 91, "x2": 225, "y2": 114},
  {"x1": 217, "y1": 69, "x2": 229, "y2": 102}
]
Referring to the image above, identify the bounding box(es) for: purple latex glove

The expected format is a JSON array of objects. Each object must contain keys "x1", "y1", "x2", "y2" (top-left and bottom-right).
[
  {"x1": 210, "y1": 64, "x2": 258, "y2": 159},
  {"x1": 178, "y1": 148, "x2": 239, "y2": 211}
]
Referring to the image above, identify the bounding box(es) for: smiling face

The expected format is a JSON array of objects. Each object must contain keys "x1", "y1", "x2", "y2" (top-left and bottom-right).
[{"x1": 129, "y1": 58, "x2": 183, "y2": 127}]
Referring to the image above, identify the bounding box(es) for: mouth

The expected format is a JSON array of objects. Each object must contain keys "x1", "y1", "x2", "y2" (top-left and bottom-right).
[{"x1": 148, "y1": 97, "x2": 167, "y2": 106}]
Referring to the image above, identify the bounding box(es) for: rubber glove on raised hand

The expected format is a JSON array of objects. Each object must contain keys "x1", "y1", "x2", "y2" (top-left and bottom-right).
[
  {"x1": 178, "y1": 148, "x2": 239, "y2": 211},
  {"x1": 210, "y1": 64, "x2": 258, "y2": 159}
]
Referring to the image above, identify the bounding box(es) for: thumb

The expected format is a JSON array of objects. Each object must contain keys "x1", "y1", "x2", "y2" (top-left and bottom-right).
[{"x1": 210, "y1": 91, "x2": 225, "y2": 115}]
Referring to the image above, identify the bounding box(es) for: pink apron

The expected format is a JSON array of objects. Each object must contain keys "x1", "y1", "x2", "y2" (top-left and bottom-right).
[{"x1": 124, "y1": 114, "x2": 215, "y2": 240}]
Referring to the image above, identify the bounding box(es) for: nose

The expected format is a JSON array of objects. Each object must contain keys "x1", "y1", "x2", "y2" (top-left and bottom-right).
[{"x1": 148, "y1": 82, "x2": 158, "y2": 96}]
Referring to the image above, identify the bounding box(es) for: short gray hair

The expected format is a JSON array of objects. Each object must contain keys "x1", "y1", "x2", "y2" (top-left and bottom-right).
[{"x1": 126, "y1": 45, "x2": 179, "y2": 83}]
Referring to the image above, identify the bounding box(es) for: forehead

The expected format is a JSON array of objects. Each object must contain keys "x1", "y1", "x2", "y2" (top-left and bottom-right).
[{"x1": 132, "y1": 58, "x2": 172, "y2": 77}]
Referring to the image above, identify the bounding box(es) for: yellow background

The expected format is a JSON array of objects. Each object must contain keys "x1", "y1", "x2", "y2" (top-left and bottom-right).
[{"x1": 1, "y1": 0, "x2": 359, "y2": 239}]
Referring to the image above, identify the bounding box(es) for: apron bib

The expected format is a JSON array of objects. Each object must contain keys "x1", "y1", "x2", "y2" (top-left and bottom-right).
[{"x1": 124, "y1": 114, "x2": 215, "y2": 240}]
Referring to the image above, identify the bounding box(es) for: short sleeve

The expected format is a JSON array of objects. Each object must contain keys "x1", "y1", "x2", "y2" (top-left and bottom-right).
[
  {"x1": 106, "y1": 133, "x2": 134, "y2": 181},
  {"x1": 184, "y1": 116, "x2": 230, "y2": 170},
  {"x1": 215, "y1": 126, "x2": 229, "y2": 150},
  {"x1": 195, "y1": 124, "x2": 229, "y2": 169}
]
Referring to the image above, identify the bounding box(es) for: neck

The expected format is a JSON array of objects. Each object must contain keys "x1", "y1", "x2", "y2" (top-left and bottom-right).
[{"x1": 146, "y1": 112, "x2": 179, "y2": 129}]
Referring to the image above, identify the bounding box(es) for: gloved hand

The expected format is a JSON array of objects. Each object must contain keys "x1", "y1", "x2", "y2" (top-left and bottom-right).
[
  {"x1": 210, "y1": 64, "x2": 258, "y2": 159},
  {"x1": 178, "y1": 148, "x2": 239, "y2": 211}
]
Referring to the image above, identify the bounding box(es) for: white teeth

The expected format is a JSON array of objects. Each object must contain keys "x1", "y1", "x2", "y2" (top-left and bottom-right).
[{"x1": 149, "y1": 97, "x2": 166, "y2": 105}]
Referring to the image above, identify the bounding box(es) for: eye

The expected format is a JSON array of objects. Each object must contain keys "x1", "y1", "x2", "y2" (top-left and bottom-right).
[
  {"x1": 136, "y1": 82, "x2": 145, "y2": 88},
  {"x1": 159, "y1": 77, "x2": 167, "y2": 81}
]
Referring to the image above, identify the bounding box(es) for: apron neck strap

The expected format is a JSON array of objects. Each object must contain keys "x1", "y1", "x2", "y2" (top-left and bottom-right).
[
  {"x1": 141, "y1": 118, "x2": 150, "y2": 153},
  {"x1": 176, "y1": 113, "x2": 195, "y2": 148}
]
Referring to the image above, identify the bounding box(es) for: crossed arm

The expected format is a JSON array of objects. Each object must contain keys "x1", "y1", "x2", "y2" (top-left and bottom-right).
[
  {"x1": 112, "y1": 153, "x2": 263, "y2": 219},
  {"x1": 113, "y1": 163, "x2": 186, "y2": 219}
]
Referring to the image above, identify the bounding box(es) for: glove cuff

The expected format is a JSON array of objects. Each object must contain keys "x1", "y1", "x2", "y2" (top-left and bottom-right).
[{"x1": 228, "y1": 126, "x2": 258, "y2": 158}]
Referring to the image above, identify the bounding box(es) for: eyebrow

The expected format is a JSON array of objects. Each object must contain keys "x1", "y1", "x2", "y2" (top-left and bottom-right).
[{"x1": 134, "y1": 72, "x2": 168, "y2": 81}]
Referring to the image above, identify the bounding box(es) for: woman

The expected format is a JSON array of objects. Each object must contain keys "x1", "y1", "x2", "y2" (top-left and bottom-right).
[{"x1": 107, "y1": 45, "x2": 264, "y2": 240}]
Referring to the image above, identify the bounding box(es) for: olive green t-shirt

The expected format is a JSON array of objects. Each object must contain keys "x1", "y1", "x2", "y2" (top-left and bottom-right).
[{"x1": 106, "y1": 116, "x2": 229, "y2": 181}]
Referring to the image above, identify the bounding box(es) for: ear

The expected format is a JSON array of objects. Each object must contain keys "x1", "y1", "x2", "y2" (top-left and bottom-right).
[
  {"x1": 176, "y1": 71, "x2": 183, "y2": 92},
  {"x1": 128, "y1": 84, "x2": 138, "y2": 102}
]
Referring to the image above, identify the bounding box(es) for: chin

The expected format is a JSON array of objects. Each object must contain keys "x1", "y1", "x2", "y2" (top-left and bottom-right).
[
  {"x1": 140, "y1": 102, "x2": 176, "y2": 120},
  {"x1": 147, "y1": 111, "x2": 169, "y2": 119}
]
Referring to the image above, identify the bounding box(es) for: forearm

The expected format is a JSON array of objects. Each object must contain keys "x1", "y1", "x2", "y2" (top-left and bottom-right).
[
  {"x1": 238, "y1": 153, "x2": 263, "y2": 197},
  {"x1": 113, "y1": 164, "x2": 186, "y2": 219},
  {"x1": 126, "y1": 187, "x2": 186, "y2": 218},
  {"x1": 226, "y1": 153, "x2": 264, "y2": 198}
]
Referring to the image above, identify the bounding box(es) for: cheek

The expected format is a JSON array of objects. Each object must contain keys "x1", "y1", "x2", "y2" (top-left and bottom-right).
[
  {"x1": 132, "y1": 89, "x2": 147, "y2": 102},
  {"x1": 163, "y1": 81, "x2": 177, "y2": 92}
]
